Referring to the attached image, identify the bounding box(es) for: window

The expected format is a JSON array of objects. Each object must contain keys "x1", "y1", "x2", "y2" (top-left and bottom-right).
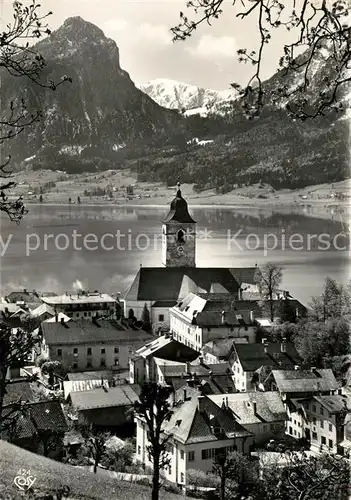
[
  {"x1": 84, "y1": 312, "x2": 87, "y2": 317},
  {"x1": 329, "y1": 439, "x2": 333, "y2": 448},
  {"x1": 138, "y1": 446, "x2": 141, "y2": 455},
  {"x1": 180, "y1": 450, "x2": 184, "y2": 460},
  {"x1": 312, "y1": 417, "x2": 316, "y2": 425},
  {"x1": 329, "y1": 423, "x2": 333, "y2": 432},
  {"x1": 114, "y1": 347, "x2": 119, "y2": 354},
  {"x1": 87, "y1": 347, "x2": 92, "y2": 355},
  {"x1": 180, "y1": 473, "x2": 184, "y2": 483},
  {"x1": 100, "y1": 359, "x2": 106, "y2": 367},
  {"x1": 158, "y1": 314, "x2": 164, "y2": 322},
  {"x1": 86, "y1": 361, "x2": 92, "y2": 368},
  {"x1": 168, "y1": 465, "x2": 172, "y2": 475},
  {"x1": 320, "y1": 420, "x2": 324, "y2": 429},
  {"x1": 114, "y1": 359, "x2": 119, "y2": 366},
  {"x1": 72, "y1": 362, "x2": 78, "y2": 369},
  {"x1": 101, "y1": 348, "x2": 106, "y2": 354},
  {"x1": 321, "y1": 436, "x2": 326, "y2": 445},
  {"x1": 312, "y1": 432, "x2": 317, "y2": 441},
  {"x1": 57, "y1": 349, "x2": 62, "y2": 357},
  {"x1": 188, "y1": 451, "x2": 195, "y2": 461},
  {"x1": 73, "y1": 348, "x2": 78, "y2": 354}
]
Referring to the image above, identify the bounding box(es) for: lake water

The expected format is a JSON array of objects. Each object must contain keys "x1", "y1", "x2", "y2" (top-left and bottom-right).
[{"x1": 0, "y1": 204, "x2": 349, "y2": 305}]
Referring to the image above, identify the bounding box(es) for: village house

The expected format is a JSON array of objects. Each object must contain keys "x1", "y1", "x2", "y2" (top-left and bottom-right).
[
  {"x1": 267, "y1": 368, "x2": 339, "y2": 401},
  {"x1": 68, "y1": 383, "x2": 141, "y2": 435},
  {"x1": 169, "y1": 294, "x2": 259, "y2": 351},
  {"x1": 230, "y1": 340, "x2": 301, "y2": 392},
  {"x1": 40, "y1": 291, "x2": 118, "y2": 320},
  {"x1": 200, "y1": 337, "x2": 248, "y2": 365},
  {"x1": 129, "y1": 334, "x2": 199, "y2": 384},
  {"x1": 209, "y1": 391, "x2": 288, "y2": 446},
  {"x1": 135, "y1": 385, "x2": 253, "y2": 486},
  {"x1": 154, "y1": 358, "x2": 236, "y2": 394},
  {"x1": 39, "y1": 319, "x2": 153, "y2": 372},
  {"x1": 285, "y1": 394, "x2": 350, "y2": 455},
  {"x1": 123, "y1": 184, "x2": 259, "y2": 325},
  {"x1": 2, "y1": 400, "x2": 68, "y2": 458}
]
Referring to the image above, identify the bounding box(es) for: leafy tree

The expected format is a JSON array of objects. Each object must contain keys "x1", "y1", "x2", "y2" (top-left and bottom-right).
[
  {"x1": 171, "y1": 0, "x2": 350, "y2": 120},
  {"x1": 134, "y1": 383, "x2": 173, "y2": 500},
  {"x1": 293, "y1": 318, "x2": 351, "y2": 369},
  {"x1": 309, "y1": 277, "x2": 351, "y2": 321},
  {"x1": 41, "y1": 360, "x2": 63, "y2": 387},
  {"x1": 260, "y1": 451, "x2": 349, "y2": 500},
  {"x1": 0, "y1": 1, "x2": 71, "y2": 223},
  {"x1": 39, "y1": 194, "x2": 43, "y2": 203},
  {"x1": 212, "y1": 450, "x2": 257, "y2": 500},
  {"x1": 77, "y1": 196, "x2": 81, "y2": 204},
  {"x1": 68, "y1": 197, "x2": 72, "y2": 204},
  {"x1": 152, "y1": 322, "x2": 169, "y2": 336},
  {"x1": 255, "y1": 263, "x2": 283, "y2": 322},
  {"x1": 85, "y1": 431, "x2": 111, "y2": 474}
]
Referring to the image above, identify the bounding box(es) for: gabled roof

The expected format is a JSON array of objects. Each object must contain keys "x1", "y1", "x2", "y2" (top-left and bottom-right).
[
  {"x1": 70, "y1": 384, "x2": 141, "y2": 410},
  {"x1": 2, "y1": 400, "x2": 68, "y2": 439},
  {"x1": 272, "y1": 369, "x2": 339, "y2": 393},
  {"x1": 63, "y1": 379, "x2": 109, "y2": 400},
  {"x1": 209, "y1": 392, "x2": 287, "y2": 425},
  {"x1": 163, "y1": 387, "x2": 252, "y2": 444},
  {"x1": 45, "y1": 312, "x2": 71, "y2": 323},
  {"x1": 234, "y1": 342, "x2": 301, "y2": 371},
  {"x1": 31, "y1": 303, "x2": 55, "y2": 317},
  {"x1": 124, "y1": 267, "x2": 252, "y2": 301},
  {"x1": 41, "y1": 320, "x2": 153, "y2": 346}
]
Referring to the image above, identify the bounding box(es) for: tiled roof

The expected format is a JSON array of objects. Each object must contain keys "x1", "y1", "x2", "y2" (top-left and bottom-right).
[
  {"x1": 209, "y1": 391, "x2": 287, "y2": 425},
  {"x1": 163, "y1": 387, "x2": 252, "y2": 445},
  {"x1": 272, "y1": 369, "x2": 339, "y2": 393},
  {"x1": 41, "y1": 293, "x2": 116, "y2": 305},
  {"x1": 313, "y1": 395, "x2": 350, "y2": 413},
  {"x1": 124, "y1": 267, "x2": 253, "y2": 301},
  {"x1": 234, "y1": 342, "x2": 301, "y2": 371},
  {"x1": 5, "y1": 291, "x2": 40, "y2": 303},
  {"x1": 41, "y1": 320, "x2": 153, "y2": 346},
  {"x1": 202, "y1": 339, "x2": 237, "y2": 360},
  {"x1": 70, "y1": 384, "x2": 141, "y2": 410},
  {"x1": 3, "y1": 380, "x2": 34, "y2": 406},
  {"x1": 2, "y1": 400, "x2": 68, "y2": 439}
]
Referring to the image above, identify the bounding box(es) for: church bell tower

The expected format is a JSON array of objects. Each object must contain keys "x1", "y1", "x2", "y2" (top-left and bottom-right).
[{"x1": 162, "y1": 182, "x2": 196, "y2": 267}]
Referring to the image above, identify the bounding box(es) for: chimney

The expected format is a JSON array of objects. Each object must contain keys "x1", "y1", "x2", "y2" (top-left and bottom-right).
[
  {"x1": 250, "y1": 310, "x2": 255, "y2": 323},
  {"x1": 261, "y1": 338, "x2": 267, "y2": 344},
  {"x1": 280, "y1": 338, "x2": 287, "y2": 353},
  {"x1": 252, "y1": 400, "x2": 257, "y2": 415},
  {"x1": 55, "y1": 313, "x2": 59, "y2": 322},
  {"x1": 310, "y1": 366, "x2": 317, "y2": 373},
  {"x1": 198, "y1": 356, "x2": 204, "y2": 365},
  {"x1": 60, "y1": 317, "x2": 65, "y2": 325},
  {"x1": 23, "y1": 288, "x2": 27, "y2": 293},
  {"x1": 197, "y1": 395, "x2": 205, "y2": 412},
  {"x1": 183, "y1": 388, "x2": 187, "y2": 401},
  {"x1": 294, "y1": 365, "x2": 300, "y2": 371},
  {"x1": 263, "y1": 342, "x2": 269, "y2": 354}
]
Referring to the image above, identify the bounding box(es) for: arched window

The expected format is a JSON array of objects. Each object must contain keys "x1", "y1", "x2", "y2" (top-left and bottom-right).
[{"x1": 177, "y1": 229, "x2": 185, "y2": 244}]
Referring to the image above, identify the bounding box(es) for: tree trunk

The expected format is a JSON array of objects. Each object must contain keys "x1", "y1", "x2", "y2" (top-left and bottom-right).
[
  {"x1": 151, "y1": 455, "x2": 160, "y2": 500},
  {"x1": 220, "y1": 472, "x2": 226, "y2": 500},
  {"x1": 94, "y1": 454, "x2": 99, "y2": 474}
]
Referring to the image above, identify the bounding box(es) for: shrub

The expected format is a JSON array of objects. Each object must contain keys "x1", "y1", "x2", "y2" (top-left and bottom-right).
[{"x1": 187, "y1": 469, "x2": 220, "y2": 489}]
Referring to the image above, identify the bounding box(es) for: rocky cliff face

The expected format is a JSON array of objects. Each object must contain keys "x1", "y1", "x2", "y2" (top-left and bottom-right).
[
  {"x1": 138, "y1": 78, "x2": 237, "y2": 116},
  {"x1": 2, "y1": 17, "x2": 182, "y2": 163}
]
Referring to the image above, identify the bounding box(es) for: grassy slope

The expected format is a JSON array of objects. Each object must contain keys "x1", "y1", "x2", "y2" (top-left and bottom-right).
[{"x1": 0, "y1": 440, "x2": 184, "y2": 500}]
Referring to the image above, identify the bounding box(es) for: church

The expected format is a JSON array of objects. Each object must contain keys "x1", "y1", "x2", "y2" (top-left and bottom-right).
[{"x1": 123, "y1": 183, "x2": 259, "y2": 325}]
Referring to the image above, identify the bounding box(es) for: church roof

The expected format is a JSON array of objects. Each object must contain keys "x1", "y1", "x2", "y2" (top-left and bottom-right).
[
  {"x1": 163, "y1": 187, "x2": 196, "y2": 224},
  {"x1": 123, "y1": 267, "x2": 256, "y2": 301}
]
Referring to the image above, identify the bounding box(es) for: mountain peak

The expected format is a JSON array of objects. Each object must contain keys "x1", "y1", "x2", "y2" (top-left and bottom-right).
[{"x1": 59, "y1": 16, "x2": 106, "y2": 40}]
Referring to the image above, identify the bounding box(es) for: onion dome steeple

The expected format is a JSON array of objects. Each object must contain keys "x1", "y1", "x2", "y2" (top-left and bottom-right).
[{"x1": 163, "y1": 182, "x2": 196, "y2": 223}]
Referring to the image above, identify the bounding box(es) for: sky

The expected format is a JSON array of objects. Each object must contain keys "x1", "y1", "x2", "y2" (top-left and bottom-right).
[{"x1": 0, "y1": 0, "x2": 297, "y2": 90}]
